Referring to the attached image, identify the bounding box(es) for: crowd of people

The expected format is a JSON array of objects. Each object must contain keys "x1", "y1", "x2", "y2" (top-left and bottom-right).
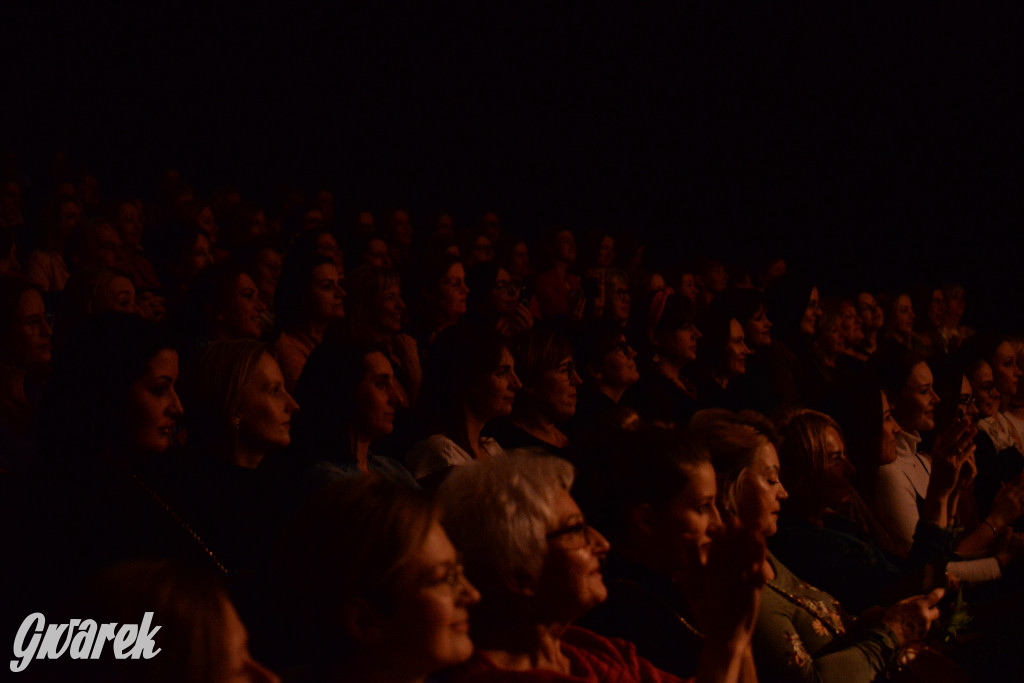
[{"x1": 1, "y1": 158, "x2": 1023, "y2": 681}]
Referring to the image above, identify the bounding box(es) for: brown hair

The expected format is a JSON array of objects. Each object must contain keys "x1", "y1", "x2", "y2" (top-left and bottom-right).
[
  {"x1": 687, "y1": 408, "x2": 778, "y2": 517},
  {"x1": 180, "y1": 339, "x2": 267, "y2": 447},
  {"x1": 64, "y1": 559, "x2": 235, "y2": 683},
  {"x1": 774, "y1": 408, "x2": 843, "y2": 516},
  {"x1": 344, "y1": 264, "x2": 402, "y2": 341},
  {"x1": 272, "y1": 474, "x2": 437, "y2": 663}
]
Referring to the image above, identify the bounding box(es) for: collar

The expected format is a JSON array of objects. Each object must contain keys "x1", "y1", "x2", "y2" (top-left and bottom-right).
[{"x1": 893, "y1": 430, "x2": 922, "y2": 458}]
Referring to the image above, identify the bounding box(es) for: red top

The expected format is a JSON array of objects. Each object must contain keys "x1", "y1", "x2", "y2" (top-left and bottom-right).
[{"x1": 441, "y1": 626, "x2": 690, "y2": 683}]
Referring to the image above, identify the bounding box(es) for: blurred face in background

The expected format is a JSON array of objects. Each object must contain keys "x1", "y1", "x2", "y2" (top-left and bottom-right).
[{"x1": 968, "y1": 361, "x2": 1000, "y2": 419}]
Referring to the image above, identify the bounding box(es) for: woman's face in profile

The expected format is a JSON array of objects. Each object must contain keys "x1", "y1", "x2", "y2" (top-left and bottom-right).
[
  {"x1": 308, "y1": 263, "x2": 345, "y2": 322},
  {"x1": 800, "y1": 287, "x2": 821, "y2": 336},
  {"x1": 893, "y1": 295, "x2": 915, "y2": 335},
  {"x1": 734, "y1": 442, "x2": 788, "y2": 537},
  {"x1": 126, "y1": 349, "x2": 183, "y2": 456},
  {"x1": 723, "y1": 319, "x2": 752, "y2": 378},
  {"x1": 371, "y1": 282, "x2": 405, "y2": 334},
  {"x1": 432, "y1": 263, "x2": 468, "y2": 322},
  {"x1": 654, "y1": 461, "x2": 722, "y2": 567},
  {"x1": 235, "y1": 354, "x2": 299, "y2": 456},
  {"x1": 466, "y1": 348, "x2": 521, "y2": 422},
  {"x1": 10, "y1": 289, "x2": 52, "y2": 366},
  {"x1": 743, "y1": 306, "x2": 772, "y2": 348},
  {"x1": 990, "y1": 341, "x2": 1021, "y2": 399},
  {"x1": 880, "y1": 391, "x2": 901, "y2": 465},
  {"x1": 182, "y1": 233, "x2": 215, "y2": 281},
  {"x1": 533, "y1": 356, "x2": 581, "y2": 423},
  {"x1": 379, "y1": 520, "x2": 480, "y2": 674},
  {"x1": 487, "y1": 268, "x2": 518, "y2": 316},
  {"x1": 221, "y1": 274, "x2": 265, "y2": 339},
  {"x1": 968, "y1": 361, "x2": 1000, "y2": 419},
  {"x1": 355, "y1": 351, "x2": 403, "y2": 439},
  {"x1": 895, "y1": 362, "x2": 939, "y2": 433},
  {"x1": 533, "y1": 488, "x2": 610, "y2": 622}
]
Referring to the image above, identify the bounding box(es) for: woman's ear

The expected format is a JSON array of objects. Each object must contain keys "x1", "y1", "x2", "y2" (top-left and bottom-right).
[
  {"x1": 505, "y1": 568, "x2": 536, "y2": 597},
  {"x1": 629, "y1": 502, "x2": 657, "y2": 539},
  {"x1": 340, "y1": 598, "x2": 385, "y2": 645}
]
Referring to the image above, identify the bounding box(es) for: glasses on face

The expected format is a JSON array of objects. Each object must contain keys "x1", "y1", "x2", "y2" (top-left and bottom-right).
[
  {"x1": 979, "y1": 381, "x2": 998, "y2": 396},
  {"x1": 609, "y1": 341, "x2": 632, "y2": 356},
  {"x1": 556, "y1": 359, "x2": 577, "y2": 377},
  {"x1": 614, "y1": 288, "x2": 629, "y2": 300},
  {"x1": 494, "y1": 280, "x2": 521, "y2": 293},
  {"x1": 22, "y1": 312, "x2": 54, "y2": 333},
  {"x1": 957, "y1": 394, "x2": 976, "y2": 409},
  {"x1": 429, "y1": 553, "x2": 468, "y2": 593},
  {"x1": 547, "y1": 519, "x2": 592, "y2": 548}
]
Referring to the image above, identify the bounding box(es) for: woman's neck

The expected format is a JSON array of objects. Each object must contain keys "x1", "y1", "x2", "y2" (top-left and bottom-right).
[
  {"x1": 305, "y1": 319, "x2": 329, "y2": 342},
  {"x1": 462, "y1": 409, "x2": 489, "y2": 459},
  {"x1": 511, "y1": 409, "x2": 568, "y2": 447},
  {"x1": 353, "y1": 434, "x2": 372, "y2": 472},
  {"x1": 478, "y1": 620, "x2": 572, "y2": 673},
  {"x1": 232, "y1": 442, "x2": 265, "y2": 469}
]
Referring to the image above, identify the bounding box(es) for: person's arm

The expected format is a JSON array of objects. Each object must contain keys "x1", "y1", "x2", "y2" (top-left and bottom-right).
[
  {"x1": 692, "y1": 523, "x2": 766, "y2": 683},
  {"x1": 873, "y1": 465, "x2": 920, "y2": 557},
  {"x1": 954, "y1": 474, "x2": 1024, "y2": 557}
]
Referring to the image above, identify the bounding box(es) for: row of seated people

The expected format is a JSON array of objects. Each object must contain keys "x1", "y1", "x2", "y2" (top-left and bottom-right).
[{"x1": 2, "y1": 306, "x2": 1023, "y2": 681}]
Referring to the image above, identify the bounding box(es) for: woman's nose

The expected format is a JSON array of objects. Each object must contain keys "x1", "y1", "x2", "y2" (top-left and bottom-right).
[
  {"x1": 169, "y1": 389, "x2": 184, "y2": 417},
  {"x1": 459, "y1": 575, "x2": 482, "y2": 606},
  {"x1": 588, "y1": 526, "x2": 611, "y2": 554}
]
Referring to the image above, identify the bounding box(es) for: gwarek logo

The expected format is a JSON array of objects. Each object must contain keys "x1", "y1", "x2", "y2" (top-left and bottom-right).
[{"x1": 10, "y1": 612, "x2": 161, "y2": 673}]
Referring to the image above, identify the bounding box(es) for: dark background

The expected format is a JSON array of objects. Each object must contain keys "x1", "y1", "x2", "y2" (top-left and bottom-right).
[{"x1": 3, "y1": 5, "x2": 1022, "y2": 325}]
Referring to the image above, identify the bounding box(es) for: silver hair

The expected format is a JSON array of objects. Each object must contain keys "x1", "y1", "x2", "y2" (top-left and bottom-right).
[{"x1": 437, "y1": 450, "x2": 575, "y2": 594}]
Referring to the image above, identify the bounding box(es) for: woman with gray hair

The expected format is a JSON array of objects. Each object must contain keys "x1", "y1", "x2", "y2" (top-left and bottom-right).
[{"x1": 436, "y1": 454, "x2": 766, "y2": 683}]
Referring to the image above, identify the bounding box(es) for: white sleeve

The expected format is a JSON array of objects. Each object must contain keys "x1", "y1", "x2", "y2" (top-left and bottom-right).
[{"x1": 873, "y1": 463, "x2": 920, "y2": 558}]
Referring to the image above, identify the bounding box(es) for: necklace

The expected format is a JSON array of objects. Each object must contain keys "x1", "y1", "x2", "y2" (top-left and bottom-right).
[
  {"x1": 131, "y1": 474, "x2": 229, "y2": 576},
  {"x1": 621, "y1": 578, "x2": 705, "y2": 639}
]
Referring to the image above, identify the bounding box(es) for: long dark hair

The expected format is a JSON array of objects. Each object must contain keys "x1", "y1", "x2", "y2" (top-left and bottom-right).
[
  {"x1": 36, "y1": 312, "x2": 175, "y2": 466},
  {"x1": 290, "y1": 340, "x2": 391, "y2": 463}
]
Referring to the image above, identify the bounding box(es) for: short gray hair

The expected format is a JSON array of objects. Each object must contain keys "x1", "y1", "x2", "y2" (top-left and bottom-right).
[{"x1": 437, "y1": 451, "x2": 574, "y2": 598}]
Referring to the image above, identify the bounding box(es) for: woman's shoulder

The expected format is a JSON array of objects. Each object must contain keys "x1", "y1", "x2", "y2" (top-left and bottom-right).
[{"x1": 406, "y1": 434, "x2": 473, "y2": 478}]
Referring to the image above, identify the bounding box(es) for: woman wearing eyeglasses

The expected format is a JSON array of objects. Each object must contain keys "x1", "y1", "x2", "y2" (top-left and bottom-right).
[
  {"x1": 437, "y1": 454, "x2": 765, "y2": 683},
  {"x1": 464, "y1": 261, "x2": 534, "y2": 338},
  {"x1": 267, "y1": 474, "x2": 481, "y2": 681},
  {"x1": 964, "y1": 334, "x2": 1024, "y2": 530}
]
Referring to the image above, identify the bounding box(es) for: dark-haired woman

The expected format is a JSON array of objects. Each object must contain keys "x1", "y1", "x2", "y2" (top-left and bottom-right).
[
  {"x1": 344, "y1": 264, "x2": 423, "y2": 406},
  {"x1": 290, "y1": 340, "x2": 415, "y2": 485},
  {"x1": 464, "y1": 261, "x2": 534, "y2": 337},
  {"x1": 0, "y1": 278, "x2": 52, "y2": 471},
  {"x1": 622, "y1": 290, "x2": 701, "y2": 428},
  {"x1": 485, "y1": 326, "x2": 581, "y2": 455},
  {"x1": 271, "y1": 251, "x2": 345, "y2": 393},
  {"x1": 406, "y1": 323, "x2": 520, "y2": 487},
  {"x1": 2, "y1": 313, "x2": 207, "y2": 639},
  {"x1": 692, "y1": 303, "x2": 751, "y2": 411}
]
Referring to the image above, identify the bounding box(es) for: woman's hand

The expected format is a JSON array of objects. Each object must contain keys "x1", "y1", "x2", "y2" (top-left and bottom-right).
[
  {"x1": 497, "y1": 303, "x2": 534, "y2": 336},
  {"x1": 881, "y1": 588, "x2": 944, "y2": 646},
  {"x1": 391, "y1": 333, "x2": 422, "y2": 403},
  {"x1": 988, "y1": 474, "x2": 1024, "y2": 528},
  {"x1": 928, "y1": 418, "x2": 977, "y2": 498},
  {"x1": 691, "y1": 521, "x2": 767, "y2": 650}
]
